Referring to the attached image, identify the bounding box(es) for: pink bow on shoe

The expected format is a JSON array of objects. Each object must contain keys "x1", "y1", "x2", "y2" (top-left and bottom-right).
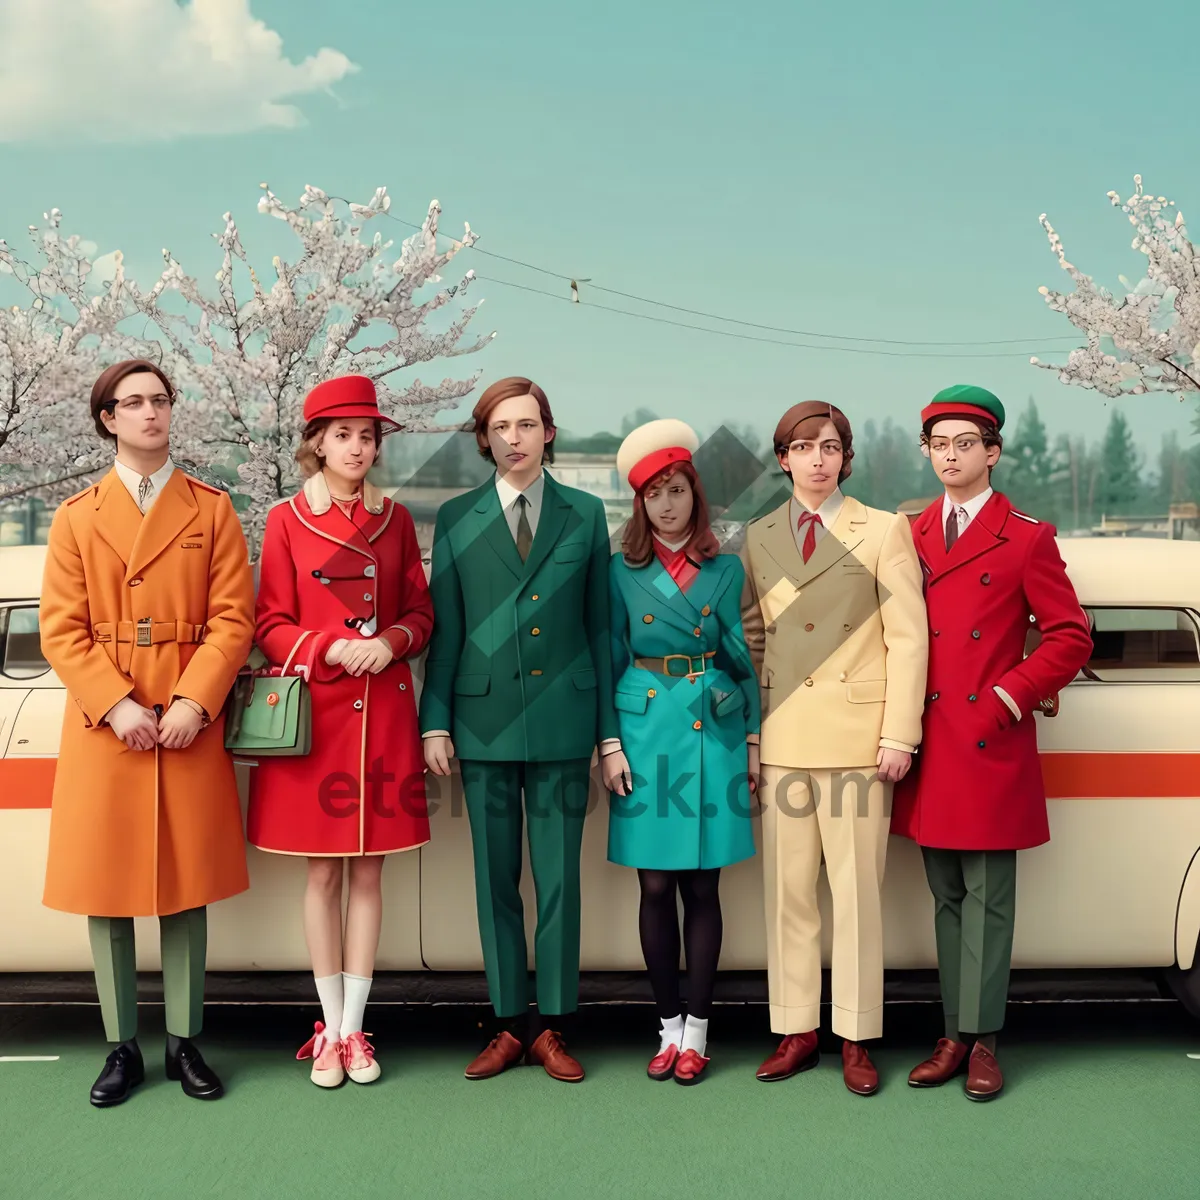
[
  {"x1": 296, "y1": 1020, "x2": 332, "y2": 1061},
  {"x1": 340, "y1": 1030, "x2": 376, "y2": 1070}
]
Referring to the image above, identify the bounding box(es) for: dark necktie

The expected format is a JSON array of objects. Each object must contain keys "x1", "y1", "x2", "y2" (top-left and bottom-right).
[
  {"x1": 515, "y1": 494, "x2": 533, "y2": 562},
  {"x1": 796, "y1": 511, "x2": 823, "y2": 563},
  {"x1": 945, "y1": 506, "x2": 963, "y2": 552}
]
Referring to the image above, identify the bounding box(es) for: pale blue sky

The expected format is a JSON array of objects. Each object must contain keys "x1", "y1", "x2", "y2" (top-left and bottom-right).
[{"x1": 2, "y1": 0, "x2": 1198, "y2": 458}]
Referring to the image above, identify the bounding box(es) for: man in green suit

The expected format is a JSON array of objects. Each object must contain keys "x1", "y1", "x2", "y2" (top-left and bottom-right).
[{"x1": 421, "y1": 376, "x2": 624, "y2": 1083}]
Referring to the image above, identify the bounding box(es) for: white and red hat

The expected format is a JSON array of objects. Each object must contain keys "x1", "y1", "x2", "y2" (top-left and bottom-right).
[{"x1": 617, "y1": 418, "x2": 701, "y2": 492}]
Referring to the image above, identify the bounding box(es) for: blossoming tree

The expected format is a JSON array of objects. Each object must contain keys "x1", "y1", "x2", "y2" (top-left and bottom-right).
[
  {"x1": 0, "y1": 184, "x2": 493, "y2": 557},
  {"x1": 1032, "y1": 175, "x2": 1200, "y2": 400}
]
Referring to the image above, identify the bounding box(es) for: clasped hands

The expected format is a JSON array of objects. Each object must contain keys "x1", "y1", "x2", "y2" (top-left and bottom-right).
[
  {"x1": 324, "y1": 636, "x2": 393, "y2": 677},
  {"x1": 105, "y1": 696, "x2": 205, "y2": 751}
]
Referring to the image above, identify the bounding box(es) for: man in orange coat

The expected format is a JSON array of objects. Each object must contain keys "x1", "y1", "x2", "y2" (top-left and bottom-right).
[{"x1": 39, "y1": 360, "x2": 255, "y2": 1107}]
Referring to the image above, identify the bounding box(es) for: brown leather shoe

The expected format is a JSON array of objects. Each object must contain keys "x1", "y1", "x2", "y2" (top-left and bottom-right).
[
  {"x1": 965, "y1": 1042, "x2": 1003, "y2": 1101},
  {"x1": 908, "y1": 1038, "x2": 970, "y2": 1087},
  {"x1": 464, "y1": 1031, "x2": 525, "y2": 1080},
  {"x1": 842, "y1": 1041, "x2": 879, "y2": 1096},
  {"x1": 526, "y1": 1029, "x2": 585, "y2": 1082},
  {"x1": 755, "y1": 1032, "x2": 819, "y2": 1081}
]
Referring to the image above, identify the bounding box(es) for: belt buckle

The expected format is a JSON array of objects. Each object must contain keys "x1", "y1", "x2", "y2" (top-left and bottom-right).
[
  {"x1": 687, "y1": 655, "x2": 707, "y2": 680},
  {"x1": 135, "y1": 618, "x2": 152, "y2": 648},
  {"x1": 662, "y1": 654, "x2": 690, "y2": 678}
]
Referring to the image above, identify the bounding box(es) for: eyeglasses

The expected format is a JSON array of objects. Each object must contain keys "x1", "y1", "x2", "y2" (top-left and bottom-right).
[
  {"x1": 112, "y1": 393, "x2": 174, "y2": 413},
  {"x1": 927, "y1": 436, "x2": 983, "y2": 456}
]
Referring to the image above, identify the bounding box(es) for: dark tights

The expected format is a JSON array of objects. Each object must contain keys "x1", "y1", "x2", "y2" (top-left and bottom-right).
[{"x1": 637, "y1": 868, "x2": 723, "y2": 1020}]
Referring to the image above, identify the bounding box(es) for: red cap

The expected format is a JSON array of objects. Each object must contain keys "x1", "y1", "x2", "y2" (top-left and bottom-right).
[
  {"x1": 629, "y1": 446, "x2": 693, "y2": 492},
  {"x1": 303, "y1": 375, "x2": 400, "y2": 434}
]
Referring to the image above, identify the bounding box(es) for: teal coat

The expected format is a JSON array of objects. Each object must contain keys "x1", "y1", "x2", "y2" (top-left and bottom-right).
[
  {"x1": 607, "y1": 551, "x2": 760, "y2": 871},
  {"x1": 420, "y1": 471, "x2": 618, "y2": 762}
]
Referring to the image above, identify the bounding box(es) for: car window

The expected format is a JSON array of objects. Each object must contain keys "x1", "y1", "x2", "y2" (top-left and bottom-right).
[
  {"x1": 1080, "y1": 607, "x2": 1200, "y2": 682},
  {"x1": 1, "y1": 606, "x2": 51, "y2": 680}
]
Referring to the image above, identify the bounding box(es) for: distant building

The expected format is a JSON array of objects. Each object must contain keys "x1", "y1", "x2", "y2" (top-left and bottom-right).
[{"x1": 1090, "y1": 503, "x2": 1200, "y2": 540}]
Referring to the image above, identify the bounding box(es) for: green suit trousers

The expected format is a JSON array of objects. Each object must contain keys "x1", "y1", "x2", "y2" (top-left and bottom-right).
[
  {"x1": 921, "y1": 848, "x2": 1017, "y2": 1039},
  {"x1": 460, "y1": 759, "x2": 592, "y2": 1018},
  {"x1": 87, "y1": 907, "x2": 208, "y2": 1043}
]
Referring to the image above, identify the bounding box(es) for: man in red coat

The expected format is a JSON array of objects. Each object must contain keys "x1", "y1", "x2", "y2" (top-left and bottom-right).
[{"x1": 891, "y1": 384, "x2": 1092, "y2": 1101}]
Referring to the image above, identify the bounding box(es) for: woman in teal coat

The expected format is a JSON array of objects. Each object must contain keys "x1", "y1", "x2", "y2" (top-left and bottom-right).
[{"x1": 603, "y1": 419, "x2": 760, "y2": 1085}]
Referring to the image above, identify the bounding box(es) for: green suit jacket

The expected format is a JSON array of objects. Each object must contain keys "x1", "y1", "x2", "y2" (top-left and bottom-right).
[{"x1": 419, "y1": 471, "x2": 619, "y2": 762}]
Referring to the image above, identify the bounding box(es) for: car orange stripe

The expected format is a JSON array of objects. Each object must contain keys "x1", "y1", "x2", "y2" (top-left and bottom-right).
[
  {"x1": 1, "y1": 753, "x2": 1199, "y2": 809},
  {"x1": 0, "y1": 758, "x2": 56, "y2": 808},
  {"x1": 1039, "y1": 752, "x2": 1200, "y2": 799}
]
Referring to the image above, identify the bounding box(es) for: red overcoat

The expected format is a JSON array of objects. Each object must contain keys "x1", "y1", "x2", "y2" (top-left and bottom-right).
[
  {"x1": 890, "y1": 492, "x2": 1092, "y2": 851},
  {"x1": 246, "y1": 477, "x2": 433, "y2": 856}
]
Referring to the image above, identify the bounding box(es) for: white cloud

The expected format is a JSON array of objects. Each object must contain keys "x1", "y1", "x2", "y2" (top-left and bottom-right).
[{"x1": 0, "y1": 0, "x2": 358, "y2": 143}]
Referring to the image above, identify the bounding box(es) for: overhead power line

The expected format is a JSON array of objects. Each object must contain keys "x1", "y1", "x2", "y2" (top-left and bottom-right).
[{"x1": 329, "y1": 196, "x2": 1080, "y2": 357}]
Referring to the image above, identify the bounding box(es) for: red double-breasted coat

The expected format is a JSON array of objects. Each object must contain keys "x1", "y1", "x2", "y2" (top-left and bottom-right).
[
  {"x1": 890, "y1": 491, "x2": 1092, "y2": 851},
  {"x1": 246, "y1": 476, "x2": 434, "y2": 856}
]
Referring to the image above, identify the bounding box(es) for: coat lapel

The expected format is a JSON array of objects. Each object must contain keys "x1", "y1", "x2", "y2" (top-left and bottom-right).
[
  {"x1": 929, "y1": 492, "x2": 1009, "y2": 583},
  {"x1": 125, "y1": 468, "x2": 198, "y2": 581},
  {"x1": 626, "y1": 556, "x2": 706, "y2": 640},
  {"x1": 758, "y1": 495, "x2": 864, "y2": 590},
  {"x1": 473, "y1": 479, "x2": 524, "y2": 579},
  {"x1": 520, "y1": 473, "x2": 571, "y2": 583},
  {"x1": 91, "y1": 469, "x2": 139, "y2": 567}
]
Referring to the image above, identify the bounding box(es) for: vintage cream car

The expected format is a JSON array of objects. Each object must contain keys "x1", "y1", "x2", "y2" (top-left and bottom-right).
[{"x1": 2, "y1": 538, "x2": 1200, "y2": 1015}]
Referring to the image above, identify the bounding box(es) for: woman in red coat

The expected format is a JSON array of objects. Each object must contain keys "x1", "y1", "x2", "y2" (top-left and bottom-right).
[{"x1": 247, "y1": 375, "x2": 433, "y2": 1089}]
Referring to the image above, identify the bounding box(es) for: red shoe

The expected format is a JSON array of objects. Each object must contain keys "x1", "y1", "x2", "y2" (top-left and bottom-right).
[
  {"x1": 756, "y1": 1032, "x2": 819, "y2": 1081},
  {"x1": 647, "y1": 1044, "x2": 680, "y2": 1081},
  {"x1": 342, "y1": 1030, "x2": 381, "y2": 1084},
  {"x1": 464, "y1": 1031, "x2": 526, "y2": 1080},
  {"x1": 673, "y1": 1048, "x2": 711, "y2": 1086},
  {"x1": 296, "y1": 1021, "x2": 344, "y2": 1088},
  {"x1": 965, "y1": 1042, "x2": 1004, "y2": 1101}
]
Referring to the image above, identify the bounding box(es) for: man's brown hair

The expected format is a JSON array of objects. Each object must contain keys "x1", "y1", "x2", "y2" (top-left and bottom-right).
[
  {"x1": 621, "y1": 461, "x2": 719, "y2": 567},
  {"x1": 89, "y1": 359, "x2": 175, "y2": 442},
  {"x1": 773, "y1": 400, "x2": 855, "y2": 485},
  {"x1": 472, "y1": 376, "x2": 556, "y2": 465}
]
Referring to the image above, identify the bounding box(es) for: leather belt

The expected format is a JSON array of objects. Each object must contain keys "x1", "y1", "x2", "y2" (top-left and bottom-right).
[
  {"x1": 92, "y1": 619, "x2": 206, "y2": 647},
  {"x1": 634, "y1": 651, "x2": 716, "y2": 679}
]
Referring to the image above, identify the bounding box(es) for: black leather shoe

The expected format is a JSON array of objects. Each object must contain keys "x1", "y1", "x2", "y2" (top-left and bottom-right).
[
  {"x1": 90, "y1": 1041, "x2": 145, "y2": 1108},
  {"x1": 165, "y1": 1039, "x2": 224, "y2": 1100}
]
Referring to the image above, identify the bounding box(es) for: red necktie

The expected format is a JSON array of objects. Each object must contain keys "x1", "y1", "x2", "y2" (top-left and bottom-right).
[{"x1": 796, "y1": 512, "x2": 823, "y2": 563}]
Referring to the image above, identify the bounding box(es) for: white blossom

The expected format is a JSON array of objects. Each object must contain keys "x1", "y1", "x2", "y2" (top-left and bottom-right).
[
  {"x1": 1033, "y1": 175, "x2": 1200, "y2": 399},
  {"x1": 1, "y1": 183, "x2": 494, "y2": 557}
]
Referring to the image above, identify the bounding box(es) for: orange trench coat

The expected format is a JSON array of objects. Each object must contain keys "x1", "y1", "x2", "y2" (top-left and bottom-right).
[{"x1": 39, "y1": 467, "x2": 255, "y2": 918}]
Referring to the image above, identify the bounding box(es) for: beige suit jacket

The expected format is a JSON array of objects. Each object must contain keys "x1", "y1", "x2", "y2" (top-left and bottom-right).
[{"x1": 740, "y1": 494, "x2": 928, "y2": 769}]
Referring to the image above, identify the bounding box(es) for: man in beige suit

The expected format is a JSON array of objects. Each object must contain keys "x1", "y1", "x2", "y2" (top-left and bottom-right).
[{"x1": 741, "y1": 400, "x2": 927, "y2": 1095}]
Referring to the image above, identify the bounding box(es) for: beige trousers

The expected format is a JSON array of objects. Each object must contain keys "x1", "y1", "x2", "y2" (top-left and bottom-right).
[{"x1": 760, "y1": 763, "x2": 891, "y2": 1041}]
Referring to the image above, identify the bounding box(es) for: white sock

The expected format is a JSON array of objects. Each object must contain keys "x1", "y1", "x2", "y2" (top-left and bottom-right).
[
  {"x1": 682, "y1": 1015, "x2": 709, "y2": 1057},
  {"x1": 340, "y1": 973, "x2": 372, "y2": 1039},
  {"x1": 314, "y1": 973, "x2": 344, "y2": 1038},
  {"x1": 659, "y1": 1013, "x2": 684, "y2": 1053}
]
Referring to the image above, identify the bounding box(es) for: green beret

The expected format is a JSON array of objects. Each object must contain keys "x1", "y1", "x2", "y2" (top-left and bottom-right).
[{"x1": 921, "y1": 384, "x2": 1005, "y2": 430}]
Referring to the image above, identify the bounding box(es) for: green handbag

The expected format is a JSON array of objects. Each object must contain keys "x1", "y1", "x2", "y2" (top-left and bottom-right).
[{"x1": 224, "y1": 648, "x2": 312, "y2": 757}]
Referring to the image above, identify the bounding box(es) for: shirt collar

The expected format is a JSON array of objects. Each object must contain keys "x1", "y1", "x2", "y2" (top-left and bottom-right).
[
  {"x1": 114, "y1": 454, "x2": 175, "y2": 494},
  {"x1": 942, "y1": 486, "x2": 993, "y2": 523},
  {"x1": 495, "y1": 469, "x2": 545, "y2": 511},
  {"x1": 792, "y1": 486, "x2": 843, "y2": 527},
  {"x1": 653, "y1": 532, "x2": 690, "y2": 553}
]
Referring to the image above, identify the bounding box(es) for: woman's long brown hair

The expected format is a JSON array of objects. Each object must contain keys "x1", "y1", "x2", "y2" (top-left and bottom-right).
[{"x1": 621, "y1": 461, "x2": 720, "y2": 567}]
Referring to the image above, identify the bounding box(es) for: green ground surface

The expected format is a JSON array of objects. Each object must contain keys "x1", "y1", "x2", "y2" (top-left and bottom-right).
[{"x1": 1, "y1": 1001, "x2": 1196, "y2": 1199}]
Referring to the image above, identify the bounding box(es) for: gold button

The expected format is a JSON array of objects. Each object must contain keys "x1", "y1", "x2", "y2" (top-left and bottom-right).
[
  {"x1": 266, "y1": 692, "x2": 279, "y2": 707},
  {"x1": 843, "y1": 623, "x2": 852, "y2": 631},
  {"x1": 531, "y1": 594, "x2": 539, "y2": 601},
  {"x1": 128, "y1": 578, "x2": 142, "y2": 587},
  {"x1": 701, "y1": 605, "x2": 711, "y2": 616},
  {"x1": 643, "y1": 615, "x2": 654, "y2": 624},
  {"x1": 647, "y1": 688, "x2": 656, "y2": 698},
  {"x1": 804, "y1": 623, "x2": 814, "y2": 631},
  {"x1": 692, "y1": 720, "x2": 702, "y2": 730},
  {"x1": 804, "y1": 678, "x2": 813, "y2": 687},
  {"x1": 531, "y1": 627, "x2": 540, "y2": 636},
  {"x1": 530, "y1": 669, "x2": 543, "y2": 676},
  {"x1": 839, "y1": 672, "x2": 847, "y2": 681},
  {"x1": 693, "y1": 627, "x2": 701, "y2": 636}
]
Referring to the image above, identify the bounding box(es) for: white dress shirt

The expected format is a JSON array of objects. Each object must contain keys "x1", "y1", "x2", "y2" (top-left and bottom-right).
[
  {"x1": 496, "y1": 470, "x2": 545, "y2": 541},
  {"x1": 940, "y1": 487, "x2": 1021, "y2": 722},
  {"x1": 113, "y1": 456, "x2": 176, "y2": 515},
  {"x1": 790, "y1": 488, "x2": 844, "y2": 558}
]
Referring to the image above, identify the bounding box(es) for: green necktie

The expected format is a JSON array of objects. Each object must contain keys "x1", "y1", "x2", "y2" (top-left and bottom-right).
[{"x1": 515, "y1": 494, "x2": 533, "y2": 562}]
